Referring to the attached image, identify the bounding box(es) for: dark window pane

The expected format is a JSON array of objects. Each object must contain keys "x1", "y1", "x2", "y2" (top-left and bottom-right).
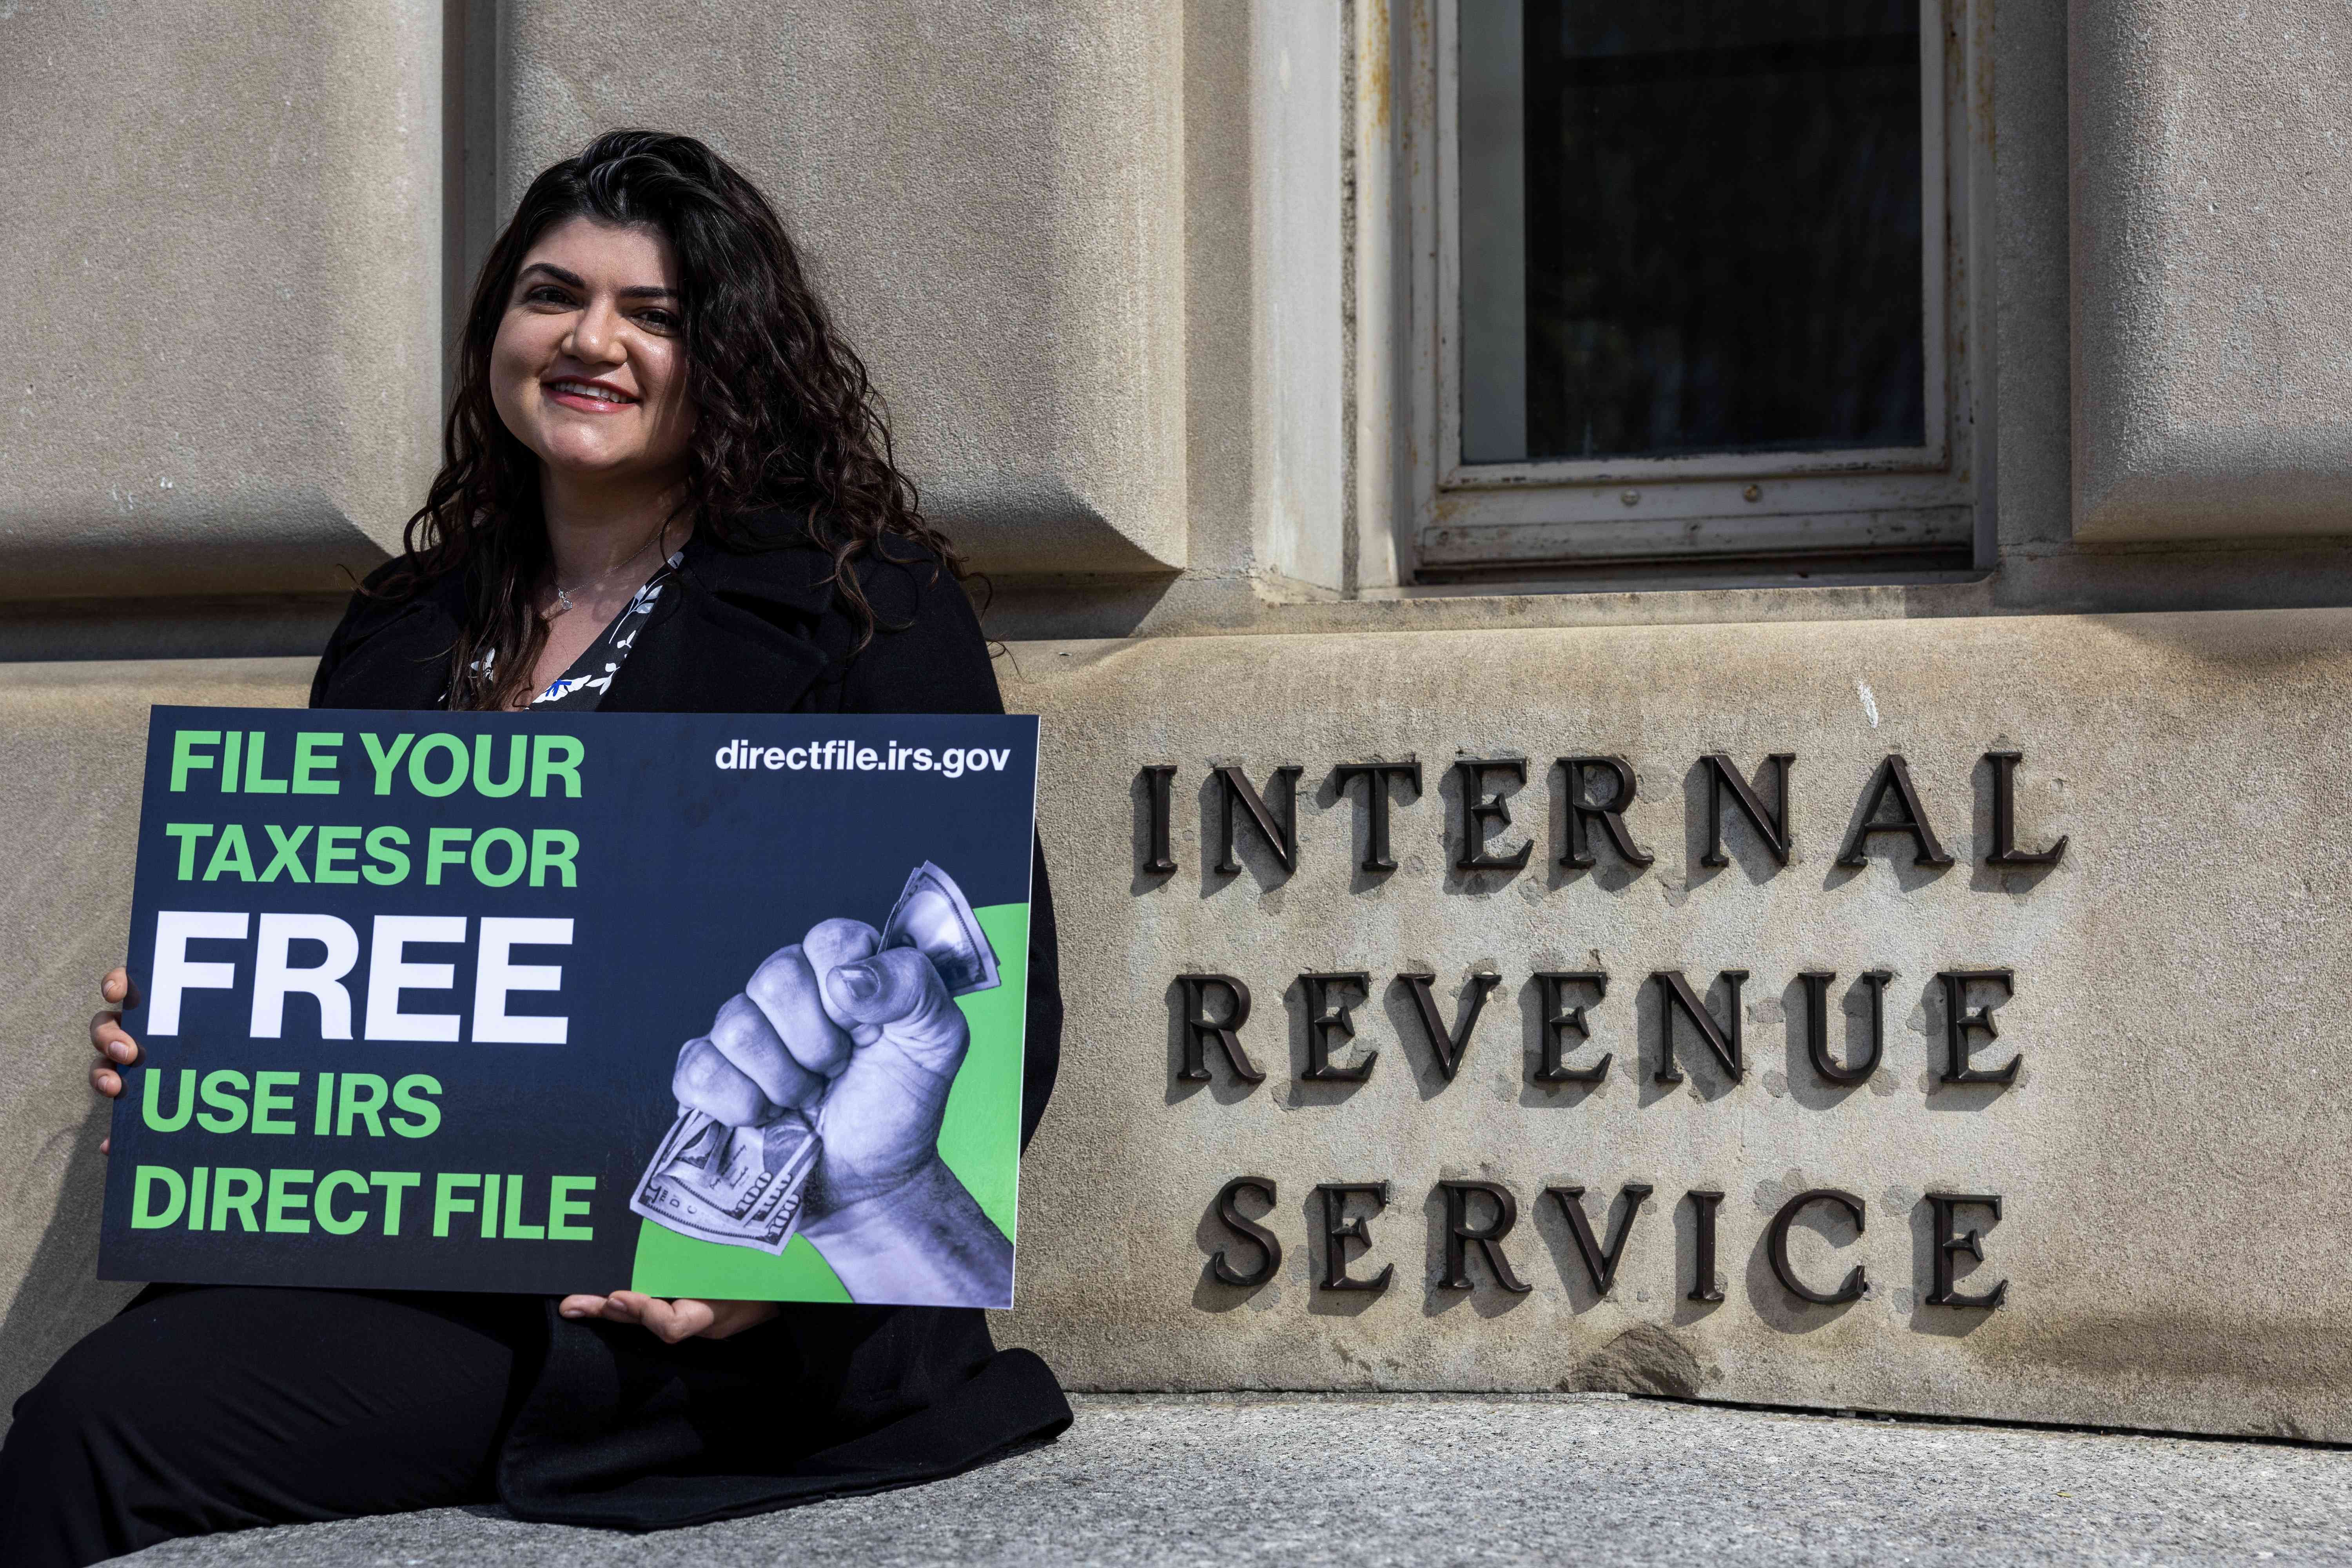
[{"x1": 1518, "y1": 0, "x2": 1924, "y2": 461}]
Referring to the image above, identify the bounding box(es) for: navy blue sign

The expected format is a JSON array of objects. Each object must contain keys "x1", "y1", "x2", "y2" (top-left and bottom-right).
[{"x1": 100, "y1": 707, "x2": 1039, "y2": 1309}]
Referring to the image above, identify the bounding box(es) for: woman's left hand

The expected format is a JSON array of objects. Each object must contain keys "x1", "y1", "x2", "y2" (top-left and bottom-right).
[{"x1": 557, "y1": 1292, "x2": 779, "y2": 1343}]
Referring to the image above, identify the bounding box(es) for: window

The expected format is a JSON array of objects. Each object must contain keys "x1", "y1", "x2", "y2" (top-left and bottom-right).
[{"x1": 1416, "y1": 0, "x2": 1990, "y2": 582}]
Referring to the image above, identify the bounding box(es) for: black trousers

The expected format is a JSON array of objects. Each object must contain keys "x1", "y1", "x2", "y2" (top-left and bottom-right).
[{"x1": 0, "y1": 1285, "x2": 543, "y2": 1568}]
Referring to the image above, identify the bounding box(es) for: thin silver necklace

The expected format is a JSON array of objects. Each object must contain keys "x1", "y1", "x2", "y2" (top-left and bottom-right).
[{"x1": 546, "y1": 525, "x2": 668, "y2": 621}]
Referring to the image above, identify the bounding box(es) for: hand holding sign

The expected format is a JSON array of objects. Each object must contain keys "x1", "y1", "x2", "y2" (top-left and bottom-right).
[{"x1": 87, "y1": 967, "x2": 143, "y2": 1153}]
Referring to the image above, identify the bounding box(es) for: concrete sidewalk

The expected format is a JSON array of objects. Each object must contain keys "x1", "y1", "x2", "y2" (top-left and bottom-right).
[{"x1": 128, "y1": 1393, "x2": 2352, "y2": 1566}]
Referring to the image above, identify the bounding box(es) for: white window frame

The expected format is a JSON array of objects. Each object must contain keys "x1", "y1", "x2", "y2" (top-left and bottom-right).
[{"x1": 1397, "y1": 0, "x2": 1996, "y2": 580}]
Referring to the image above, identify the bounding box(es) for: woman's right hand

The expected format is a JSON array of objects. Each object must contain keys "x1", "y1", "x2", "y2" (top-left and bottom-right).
[{"x1": 89, "y1": 966, "x2": 139, "y2": 1153}]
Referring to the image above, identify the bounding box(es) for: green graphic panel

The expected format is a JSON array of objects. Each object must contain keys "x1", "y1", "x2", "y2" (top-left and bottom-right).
[
  {"x1": 630, "y1": 902, "x2": 1029, "y2": 1300},
  {"x1": 935, "y1": 902, "x2": 1027, "y2": 1238},
  {"x1": 631, "y1": 1222, "x2": 851, "y2": 1303}
]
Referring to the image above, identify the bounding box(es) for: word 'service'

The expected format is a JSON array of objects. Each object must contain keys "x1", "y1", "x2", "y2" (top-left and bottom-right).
[{"x1": 1207, "y1": 1179, "x2": 2007, "y2": 1310}]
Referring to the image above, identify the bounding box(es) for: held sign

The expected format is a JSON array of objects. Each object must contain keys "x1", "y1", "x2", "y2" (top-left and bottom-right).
[{"x1": 100, "y1": 707, "x2": 1040, "y2": 1310}]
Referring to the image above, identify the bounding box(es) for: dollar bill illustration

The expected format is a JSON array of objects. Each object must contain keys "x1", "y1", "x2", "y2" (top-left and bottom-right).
[
  {"x1": 629, "y1": 862, "x2": 1003, "y2": 1256},
  {"x1": 631, "y1": 1107, "x2": 822, "y2": 1252},
  {"x1": 881, "y1": 859, "x2": 999, "y2": 995}
]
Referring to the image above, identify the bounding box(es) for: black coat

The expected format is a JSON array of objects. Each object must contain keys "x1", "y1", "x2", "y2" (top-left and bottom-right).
[{"x1": 307, "y1": 521, "x2": 1071, "y2": 1530}]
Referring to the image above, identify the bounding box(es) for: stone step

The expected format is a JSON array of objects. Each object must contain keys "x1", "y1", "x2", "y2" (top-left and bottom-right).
[{"x1": 123, "y1": 1392, "x2": 2352, "y2": 1566}]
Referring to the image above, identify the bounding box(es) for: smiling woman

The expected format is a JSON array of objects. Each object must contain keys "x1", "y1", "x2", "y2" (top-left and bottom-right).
[
  {"x1": 485, "y1": 222, "x2": 699, "y2": 699},
  {"x1": 0, "y1": 132, "x2": 1067, "y2": 1567},
  {"x1": 394, "y1": 136, "x2": 965, "y2": 716}
]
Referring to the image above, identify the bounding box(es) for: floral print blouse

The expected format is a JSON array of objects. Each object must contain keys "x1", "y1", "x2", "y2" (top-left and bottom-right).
[{"x1": 466, "y1": 550, "x2": 684, "y2": 711}]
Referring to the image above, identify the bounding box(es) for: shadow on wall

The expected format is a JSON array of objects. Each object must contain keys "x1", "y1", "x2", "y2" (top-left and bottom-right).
[
  {"x1": 0, "y1": 1106, "x2": 140, "y2": 1437},
  {"x1": 923, "y1": 477, "x2": 1178, "y2": 579}
]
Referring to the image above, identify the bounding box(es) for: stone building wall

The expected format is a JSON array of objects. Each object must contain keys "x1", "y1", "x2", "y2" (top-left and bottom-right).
[{"x1": 3, "y1": 0, "x2": 2350, "y2": 1437}]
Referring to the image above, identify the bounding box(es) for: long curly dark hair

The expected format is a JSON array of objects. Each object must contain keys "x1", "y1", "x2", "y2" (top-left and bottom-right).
[{"x1": 392, "y1": 130, "x2": 962, "y2": 709}]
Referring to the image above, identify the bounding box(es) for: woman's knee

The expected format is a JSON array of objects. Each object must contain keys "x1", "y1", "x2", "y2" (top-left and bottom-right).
[
  {"x1": 0, "y1": 1339, "x2": 170, "y2": 1568},
  {"x1": 8, "y1": 1335, "x2": 134, "y2": 1474},
  {"x1": 2, "y1": 1295, "x2": 281, "y2": 1540}
]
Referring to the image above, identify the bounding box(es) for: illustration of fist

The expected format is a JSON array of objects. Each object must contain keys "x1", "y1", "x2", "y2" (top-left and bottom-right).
[{"x1": 671, "y1": 918, "x2": 970, "y2": 1218}]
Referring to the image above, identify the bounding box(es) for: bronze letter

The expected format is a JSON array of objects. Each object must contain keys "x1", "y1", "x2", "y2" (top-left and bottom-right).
[
  {"x1": 1140, "y1": 764, "x2": 1176, "y2": 874},
  {"x1": 1211, "y1": 764, "x2": 1304, "y2": 875},
  {"x1": 1799, "y1": 969, "x2": 1888, "y2": 1085},
  {"x1": 1686, "y1": 1189, "x2": 1726, "y2": 1303},
  {"x1": 1332, "y1": 760, "x2": 1423, "y2": 873},
  {"x1": 1174, "y1": 974, "x2": 1264, "y2": 1084},
  {"x1": 1925, "y1": 1192, "x2": 2007, "y2": 1308},
  {"x1": 1398, "y1": 971, "x2": 1499, "y2": 1082},
  {"x1": 1532, "y1": 971, "x2": 1611, "y2": 1083},
  {"x1": 1209, "y1": 1176, "x2": 1282, "y2": 1287},
  {"x1": 1700, "y1": 752, "x2": 1794, "y2": 867},
  {"x1": 1983, "y1": 752, "x2": 2067, "y2": 867},
  {"x1": 1559, "y1": 756, "x2": 1654, "y2": 869},
  {"x1": 1315, "y1": 1181, "x2": 1394, "y2": 1292},
  {"x1": 1651, "y1": 969, "x2": 1748, "y2": 1083},
  {"x1": 1547, "y1": 1183, "x2": 1653, "y2": 1294},
  {"x1": 1766, "y1": 1188, "x2": 1867, "y2": 1305},
  {"x1": 1452, "y1": 759, "x2": 1533, "y2": 872},
  {"x1": 1836, "y1": 755, "x2": 1954, "y2": 867},
  {"x1": 1437, "y1": 1180, "x2": 1532, "y2": 1292},
  {"x1": 1299, "y1": 972, "x2": 1375, "y2": 1082},
  {"x1": 1936, "y1": 970, "x2": 2018, "y2": 1085}
]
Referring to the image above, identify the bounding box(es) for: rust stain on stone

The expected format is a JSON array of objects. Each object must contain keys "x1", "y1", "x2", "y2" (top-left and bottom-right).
[
  {"x1": 1361, "y1": 0, "x2": 1392, "y2": 132},
  {"x1": 1985, "y1": 1310, "x2": 2352, "y2": 1391}
]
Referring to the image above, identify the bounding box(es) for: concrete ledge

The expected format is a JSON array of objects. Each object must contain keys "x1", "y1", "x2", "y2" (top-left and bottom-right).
[
  {"x1": 123, "y1": 1393, "x2": 2352, "y2": 1565},
  {"x1": 997, "y1": 608, "x2": 2352, "y2": 1437},
  {"x1": 0, "y1": 659, "x2": 314, "y2": 1430},
  {"x1": 9, "y1": 613, "x2": 2352, "y2": 1444}
]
